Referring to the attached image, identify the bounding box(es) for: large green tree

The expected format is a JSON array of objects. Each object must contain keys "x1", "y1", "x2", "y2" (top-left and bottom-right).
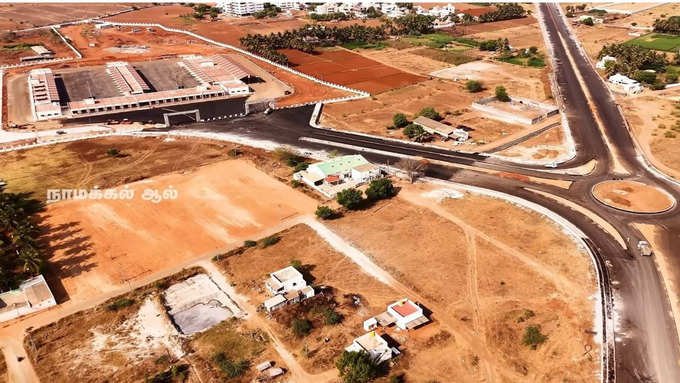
[{"x1": 336, "y1": 351, "x2": 382, "y2": 383}]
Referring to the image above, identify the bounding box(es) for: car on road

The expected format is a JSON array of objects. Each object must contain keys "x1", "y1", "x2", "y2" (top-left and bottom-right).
[{"x1": 637, "y1": 240, "x2": 653, "y2": 256}]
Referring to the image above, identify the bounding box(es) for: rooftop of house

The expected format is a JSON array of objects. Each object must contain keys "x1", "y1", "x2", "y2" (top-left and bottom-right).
[
  {"x1": 310, "y1": 155, "x2": 370, "y2": 176},
  {"x1": 271, "y1": 266, "x2": 304, "y2": 284},
  {"x1": 389, "y1": 299, "x2": 421, "y2": 318},
  {"x1": 413, "y1": 116, "x2": 456, "y2": 136},
  {"x1": 354, "y1": 331, "x2": 389, "y2": 351}
]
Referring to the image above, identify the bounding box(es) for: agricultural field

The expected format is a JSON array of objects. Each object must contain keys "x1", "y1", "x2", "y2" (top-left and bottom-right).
[
  {"x1": 281, "y1": 47, "x2": 426, "y2": 94},
  {"x1": 625, "y1": 33, "x2": 680, "y2": 52},
  {"x1": 0, "y1": 3, "x2": 137, "y2": 30},
  {"x1": 325, "y1": 183, "x2": 599, "y2": 382}
]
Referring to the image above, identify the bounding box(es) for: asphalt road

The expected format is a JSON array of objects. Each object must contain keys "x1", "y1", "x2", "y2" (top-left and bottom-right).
[{"x1": 163, "y1": 5, "x2": 680, "y2": 382}]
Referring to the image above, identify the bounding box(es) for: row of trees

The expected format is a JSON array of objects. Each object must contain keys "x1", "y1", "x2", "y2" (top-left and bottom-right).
[
  {"x1": 253, "y1": 3, "x2": 281, "y2": 19},
  {"x1": 653, "y1": 16, "x2": 680, "y2": 34},
  {"x1": 478, "y1": 3, "x2": 527, "y2": 23},
  {"x1": 598, "y1": 43, "x2": 669, "y2": 76},
  {"x1": 309, "y1": 12, "x2": 350, "y2": 21},
  {"x1": 240, "y1": 24, "x2": 388, "y2": 64},
  {"x1": 240, "y1": 14, "x2": 436, "y2": 65},
  {"x1": 0, "y1": 183, "x2": 44, "y2": 291}
]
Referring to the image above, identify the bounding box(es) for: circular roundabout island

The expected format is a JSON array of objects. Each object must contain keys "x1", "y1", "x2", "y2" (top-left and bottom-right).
[{"x1": 592, "y1": 180, "x2": 676, "y2": 214}]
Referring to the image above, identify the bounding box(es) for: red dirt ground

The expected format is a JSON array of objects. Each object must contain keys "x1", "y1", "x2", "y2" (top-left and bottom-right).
[
  {"x1": 281, "y1": 48, "x2": 427, "y2": 94},
  {"x1": 0, "y1": 3, "x2": 139, "y2": 31}
]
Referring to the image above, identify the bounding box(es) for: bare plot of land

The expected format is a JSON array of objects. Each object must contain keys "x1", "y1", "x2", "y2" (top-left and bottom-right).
[
  {"x1": 570, "y1": 24, "x2": 632, "y2": 59},
  {"x1": 467, "y1": 22, "x2": 547, "y2": 51},
  {"x1": 0, "y1": 136, "x2": 247, "y2": 197},
  {"x1": 350, "y1": 47, "x2": 458, "y2": 76},
  {"x1": 619, "y1": 95, "x2": 680, "y2": 180},
  {"x1": 0, "y1": 3, "x2": 136, "y2": 30},
  {"x1": 325, "y1": 183, "x2": 598, "y2": 382},
  {"x1": 608, "y1": 3, "x2": 680, "y2": 28},
  {"x1": 496, "y1": 124, "x2": 570, "y2": 161},
  {"x1": 321, "y1": 78, "x2": 533, "y2": 150},
  {"x1": 214, "y1": 224, "x2": 403, "y2": 375}
]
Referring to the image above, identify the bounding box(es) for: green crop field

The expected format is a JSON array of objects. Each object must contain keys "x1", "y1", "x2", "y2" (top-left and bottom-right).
[{"x1": 625, "y1": 33, "x2": 680, "y2": 52}]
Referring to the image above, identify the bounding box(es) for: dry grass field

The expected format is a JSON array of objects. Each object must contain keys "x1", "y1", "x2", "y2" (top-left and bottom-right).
[
  {"x1": 325, "y1": 183, "x2": 599, "y2": 382},
  {"x1": 0, "y1": 136, "x2": 312, "y2": 199},
  {"x1": 0, "y1": 29, "x2": 73, "y2": 65}
]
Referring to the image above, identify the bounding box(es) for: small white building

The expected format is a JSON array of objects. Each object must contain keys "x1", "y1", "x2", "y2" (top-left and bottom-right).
[
  {"x1": 579, "y1": 15, "x2": 603, "y2": 24},
  {"x1": 596, "y1": 55, "x2": 616, "y2": 69},
  {"x1": 28, "y1": 68, "x2": 63, "y2": 121},
  {"x1": 345, "y1": 331, "x2": 394, "y2": 364},
  {"x1": 609, "y1": 73, "x2": 643, "y2": 95},
  {"x1": 263, "y1": 266, "x2": 315, "y2": 313},
  {"x1": 413, "y1": 116, "x2": 469, "y2": 142},
  {"x1": 387, "y1": 299, "x2": 429, "y2": 330}
]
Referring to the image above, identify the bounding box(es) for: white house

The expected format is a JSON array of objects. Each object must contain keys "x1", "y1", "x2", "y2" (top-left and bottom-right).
[
  {"x1": 263, "y1": 266, "x2": 315, "y2": 312},
  {"x1": 345, "y1": 331, "x2": 394, "y2": 364},
  {"x1": 413, "y1": 116, "x2": 469, "y2": 142},
  {"x1": 387, "y1": 298, "x2": 429, "y2": 330},
  {"x1": 293, "y1": 155, "x2": 383, "y2": 198},
  {"x1": 609, "y1": 73, "x2": 643, "y2": 95},
  {"x1": 596, "y1": 55, "x2": 616, "y2": 69}
]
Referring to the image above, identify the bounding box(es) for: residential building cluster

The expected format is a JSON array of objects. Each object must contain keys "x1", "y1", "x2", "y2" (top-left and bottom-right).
[{"x1": 263, "y1": 266, "x2": 315, "y2": 313}]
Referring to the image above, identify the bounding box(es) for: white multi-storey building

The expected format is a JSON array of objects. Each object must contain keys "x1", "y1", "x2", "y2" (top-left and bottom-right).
[{"x1": 218, "y1": 1, "x2": 264, "y2": 16}]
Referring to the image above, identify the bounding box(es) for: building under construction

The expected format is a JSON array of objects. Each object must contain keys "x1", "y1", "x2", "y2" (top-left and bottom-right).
[{"x1": 28, "y1": 54, "x2": 256, "y2": 126}]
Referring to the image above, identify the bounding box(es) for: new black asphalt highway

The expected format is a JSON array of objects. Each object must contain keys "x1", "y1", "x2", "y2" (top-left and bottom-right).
[{"x1": 162, "y1": 4, "x2": 680, "y2": 381}]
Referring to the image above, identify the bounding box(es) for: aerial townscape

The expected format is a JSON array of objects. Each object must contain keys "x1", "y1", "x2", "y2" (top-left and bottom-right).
[{"x1": 1, "y1": 1, "x2": 680, "y2": 382}]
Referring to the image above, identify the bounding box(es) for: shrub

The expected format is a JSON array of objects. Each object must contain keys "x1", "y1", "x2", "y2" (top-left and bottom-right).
[
  {"x1": 213, "y1": 353, "x2": 248, "y2": 378},
  {"x1": 227, "y1": 148, "x2": 242, "y2": 157},
  {"x1": 244, "y1": 240, "x2": 257, "y2": 247},
  {"x1": 523, "y1": 325, "x2": 548, "y2": 349},
  {"x1": 291, "y1": 318, "x2": 313, "y2": 337},
  {"x1": 294, "y1": 162, "x2": 309, "y2": 172},
  {"x1": 336, "y1": 188, "x2": 364, "y2": 210},
  {"x1": 634, "y1": 70, "x2": 657, "y2": 84},
  {"x1": 392, "y1": 113, "x2": 409, "y2": 128},
  {"x1": 417, "y1": 107, "x2": 442, "y2": 121},
  {"x1": 107, "y1": 298, "x2": 134, "y2": 311},
  {"x1": 581, "y1": 17, "x2": 594, "y2": 26},
  {"x1": 665, "y1": 131, "x2": 677, "y2": 138},
  {"x1": 291, "y1": 179, "x2": 302, "y2": 188},
  {"x1": 323, "y1": 307, "x2": 343, "y2": 325},
  {"x1": 336, "y1": 351, "x2": 381, "y2": 383},
  {"x1": 315, "y1": 205, "x2": 336, "y2": 219},
  {"x1": 495, "y1": 85, "x2": 510, "y2": 102},
  {"x1": 260, "y1": 235, "x2": 280, "y2": 248},
  {"x1": 106, "y1": 147, "x2": 121, "y2": 157},
  {"x1": 365, "y1": 178, "x2": 396, "y2": 201},
  {"x1": 403, "y1": 123, "x2": 425, "y2": 139},
  {"x1": 465, "y1": 80, "x2": 483, "y2": 93}
]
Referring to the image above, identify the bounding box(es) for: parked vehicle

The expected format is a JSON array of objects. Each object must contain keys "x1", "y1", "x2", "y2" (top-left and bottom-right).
[{"x1": 637, "y1": 240, "x2": 653, "y2": 256}]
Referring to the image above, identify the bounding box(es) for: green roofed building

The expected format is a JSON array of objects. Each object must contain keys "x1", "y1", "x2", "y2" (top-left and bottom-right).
[{"x1": 293, "y1": 154, "x2": 383, "y2": 198}]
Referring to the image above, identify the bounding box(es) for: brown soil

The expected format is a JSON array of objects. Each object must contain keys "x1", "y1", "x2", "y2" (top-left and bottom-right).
[
  {"x1": 0, "y1": 29, "x2": 73, "y2": 65},
  {"x1": 59, "y1": 24, "x2": 225, "y2": 66},
  {"x1": 452, "y1": 16, "x2": 537, "y2": 35},
  {"x1": 0, "y1": 136, "x2": 290, "y2": 198},
  {"x1": 26, "y1": 267, "x2": 204, "y2": 383},
  {"x1": 214, "y1": 224, "x2": 402, "y2": 374},
  {"x1": 0, "y1": 3, "x2": 137, "y2": 31},
  {"x1": 354, "y1": 46, "x2": 467, "y2": 75},
  {"x1": 570, "y1": 23, "x2": 631, "y2": 60},
  {"x1": 592, "y1": 180, "x2": 675, "y2": 213},
  {"x1": 324, "y1": 184, "x2": 598, "y2": 382},
  {"x1": 282, "y1": 47, "x2": 427, "y2": 94},
  {"x1": 467, "y1": 22, "x2": 547, "y2": 52},
  {"x1": 620, "y1": 95, "x2": 680, "y2": 180},
  {"x1": 0, "y1": 353, "x2": 6, "y2": 383},
  {"x1": 496, "y1": 125, "x2": 569, "y2": 160},
  {"x1": 321, "y1": 78, "x2": 527, "y2": 150}
]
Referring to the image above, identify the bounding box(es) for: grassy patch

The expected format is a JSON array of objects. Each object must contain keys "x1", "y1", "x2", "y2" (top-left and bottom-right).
[
  {"x1": 390, "y1": 33, "x2": 457, "y2": 49},
  {"x1": 412, "y1": 47, "x2": 477, "y2": 65},
  {"x1": 1, "y1": 42, "x2": 35, "y2": 51},
  {"x1": 625, "y1": 33, "x2": 680, "y2": 52},
  {"x1": 341, "y1": 40, "x2": 387, "y2": 50}
]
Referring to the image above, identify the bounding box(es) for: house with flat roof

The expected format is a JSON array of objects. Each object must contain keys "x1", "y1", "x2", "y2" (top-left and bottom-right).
[
  {"x1": 609, "y1": 73, "x2": 643, "y2": 95},
  {"x1": 263, "y1": 266, "x2": 315, "y2": 313},
  {"x1": 345, "y1": 331, "x2": 395, "y2": 364},
  {"x1": 293, "y1": 155, "x2": 383, "y2": 198},
  {"x1": 413, "y1": 116, "x2": 469, "y2": 142},
  {"x1": 387, "y1": 298, "x2": 429, "y2": 330},
  {"x1": 0, "y1": 275, "x2": 57, "y2": 323}
]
